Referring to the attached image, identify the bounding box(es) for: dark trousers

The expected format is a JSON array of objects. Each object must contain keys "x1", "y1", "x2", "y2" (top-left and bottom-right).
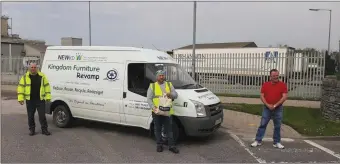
[
  {"x1": 26, "y1": 100, "x2": 48, "y2": 131},
  {"x1": 153, "y1": 113, "x2": 175, "y2": 147},
  {"x1": 255, "y1": 105, "x2": 283, "y2": 144}
]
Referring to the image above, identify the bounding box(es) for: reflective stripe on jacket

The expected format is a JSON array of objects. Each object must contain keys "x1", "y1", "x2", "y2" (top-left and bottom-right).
[
  {"x1": 150, "y1": 81, "x2": 174, "y2": 115},
  {"x1": 17, "y1": 71, "x2": 51, "y2": 101}
]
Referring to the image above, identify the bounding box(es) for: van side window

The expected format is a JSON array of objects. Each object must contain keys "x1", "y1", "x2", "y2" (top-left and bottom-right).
[{"x1": 127, "y1": 63, "x2": 151, "y2": 97}]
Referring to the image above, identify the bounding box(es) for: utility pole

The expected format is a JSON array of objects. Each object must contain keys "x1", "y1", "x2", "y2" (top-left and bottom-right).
[
  {"x1": 191, "y1": 1, "x2": 197, "y2": 80},
  {"x1": 88, "y1": 1, "x2": 92, "y2": 46},
  {"x1": 327, "y1": 10, "x2": 332, "y2": 55},
  {"x1": 338, "y1": 40, "x2": 340, "y2": 72},
  {"x1": 309, "y1": 9, "x2": 332, "y2": 55}
]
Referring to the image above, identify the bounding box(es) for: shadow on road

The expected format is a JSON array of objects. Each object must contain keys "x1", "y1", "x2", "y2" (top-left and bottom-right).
[
  {"x1": 55, "y1": 118, "x2": 231, "y2": 146},
  {"x1": 71, "y1": 118, "x2": 151, "y2": 138}
]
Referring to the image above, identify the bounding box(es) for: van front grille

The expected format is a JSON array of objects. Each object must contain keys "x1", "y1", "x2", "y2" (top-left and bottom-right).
[{"x1": 205, "y1": 102, "x2": 222, "y2": 116}]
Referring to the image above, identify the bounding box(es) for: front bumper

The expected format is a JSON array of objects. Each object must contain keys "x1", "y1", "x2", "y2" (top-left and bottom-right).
[{"x1": 177, "y1": 103, "x2": 224, "y2": 137}]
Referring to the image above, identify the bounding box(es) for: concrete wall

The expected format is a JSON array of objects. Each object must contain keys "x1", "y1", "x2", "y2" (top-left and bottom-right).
[
  {"x1": 24, "y1": 44, "x2": 42, "y2": 57},
  {"x1": 1, "y1": 18, "x2": 9, "y2": 36},
  {"x1": 321, "y1": 75, "x2": 340, "y2": 122},
  {"x1": 1, "y1": 42, "x2": 25, "y2": 57},
  {"x1": 1, "y1": 42, "x2": 25, "y2": 75}
]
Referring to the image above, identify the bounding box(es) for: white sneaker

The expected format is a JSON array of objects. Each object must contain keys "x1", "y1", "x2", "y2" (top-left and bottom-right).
[
  {"x1": 250, "y1": 141, "x2": 262, "y2": 147},
  {"x1": 273, "y1": 143, "x2": 285, "y2": 149}
]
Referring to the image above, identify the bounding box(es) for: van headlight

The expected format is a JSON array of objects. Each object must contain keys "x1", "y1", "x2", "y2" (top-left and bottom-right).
[{"x1": 190, "y1": 100, "x2": 206, "y2": 117}]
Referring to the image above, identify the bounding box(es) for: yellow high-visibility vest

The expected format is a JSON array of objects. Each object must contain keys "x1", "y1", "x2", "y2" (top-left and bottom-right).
[
  {"x1": 150, "y1": 81, "x2": 174, "y2": 115},
  {"x1": 17, "y1": 71, "x2": 51, "y2": 101}
]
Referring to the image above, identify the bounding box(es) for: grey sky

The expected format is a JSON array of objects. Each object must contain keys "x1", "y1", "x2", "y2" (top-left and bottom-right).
[{"x1": 2, "y1": 1, "x2": 340, "y2": 51}]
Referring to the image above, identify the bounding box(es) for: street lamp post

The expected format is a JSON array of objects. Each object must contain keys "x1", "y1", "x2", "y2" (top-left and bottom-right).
[
  {"x1": 338, "y1": 40, "x2": 340, "y2": 72},
  {"x1": 192, "y1": 1, "x2": 197, "y2": 80},
  {"x1": 89, "y1": 1, "x2": 92, "y2": 46},
  {"x1": 309, "y1": 8, "x2": 332, "y2": 54}
]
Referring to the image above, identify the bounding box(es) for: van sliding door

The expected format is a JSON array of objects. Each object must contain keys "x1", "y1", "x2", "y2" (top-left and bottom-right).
[{"x1": 122, "y1": 63, "x2": 152, "y2": 128}]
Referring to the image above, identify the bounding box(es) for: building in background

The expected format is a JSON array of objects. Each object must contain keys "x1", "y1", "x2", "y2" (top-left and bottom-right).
[
  {"x1": 175, "y1": 42, "x2": 258, "y2": 50},
  {"x1": 1, "y1": 15, "x2": 9, "y2": 36},
  {"x1": 61, "y1": 37, "x2": 82, "y2": 46},
  {"x1": 167, "y1": 41, "x2": 258, "y2": 56},
  {"x1": 1, "y1": 15, "x2": 48, "y2": 58},
  {"x1": 1, "y1": 15, "x2": 46, "y2": 73},
  {"x1": 1, "y1": 15, "x2": 84, "y2": 85}
]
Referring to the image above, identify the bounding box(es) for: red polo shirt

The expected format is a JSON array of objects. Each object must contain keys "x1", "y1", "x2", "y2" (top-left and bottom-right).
[{"x1": 261, "y1": 81, "x2": 288, "y2": 105}]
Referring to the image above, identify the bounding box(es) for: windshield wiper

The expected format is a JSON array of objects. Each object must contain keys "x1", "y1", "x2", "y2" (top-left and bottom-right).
[{"x1": 179, "y1": 83, "x2": 196, "y2": 89}]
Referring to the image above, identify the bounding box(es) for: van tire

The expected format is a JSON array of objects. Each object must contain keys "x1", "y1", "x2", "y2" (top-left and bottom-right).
[{"x1": 52, "y1": 104, "x2": 73, "y2": 128}]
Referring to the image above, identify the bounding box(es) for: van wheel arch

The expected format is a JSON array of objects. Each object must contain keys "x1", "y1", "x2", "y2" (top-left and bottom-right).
[
  {"x1": 172, "y1": 116, "x2": 186, "y2": 141},
  {"x1": 51, "y1": 100, "x2": 74, "y2": 128}
]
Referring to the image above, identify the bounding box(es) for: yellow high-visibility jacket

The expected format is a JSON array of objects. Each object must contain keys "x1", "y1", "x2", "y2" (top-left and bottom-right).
[
  {"x1": 17, "y1": 71, "x2": 51, "y2": 102},
  {"x1": 150, "y1": 81, "x2": 174, "y2": 115}
]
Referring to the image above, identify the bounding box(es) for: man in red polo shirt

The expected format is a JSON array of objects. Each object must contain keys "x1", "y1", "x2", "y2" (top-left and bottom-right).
[{"x1": 251, "y1": 69, "x2": 288, "y2": 149}]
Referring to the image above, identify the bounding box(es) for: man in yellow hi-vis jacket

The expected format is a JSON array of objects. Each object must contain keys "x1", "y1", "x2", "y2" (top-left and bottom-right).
[
  {"x1": 17, "y1": 63, "x2": 51, "y2": 136},
  {"x1": 147, "y1": 70, "x2": 179, "y2": 154}
]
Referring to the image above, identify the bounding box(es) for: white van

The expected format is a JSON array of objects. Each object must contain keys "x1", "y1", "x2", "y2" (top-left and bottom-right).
[{"x1": 41, "y1": 46, "x2": 224, "y2": 142}]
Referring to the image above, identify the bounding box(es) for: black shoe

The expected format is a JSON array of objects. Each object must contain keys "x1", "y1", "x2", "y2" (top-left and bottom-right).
[
  {"x1": 42, "y1": 129, "x2": 51, "y2": 136},
  {"x1": 169, "y1": 147, "x2": 179, "y2": 154},
  {"x1": 29, "y1": 130, "x2": 35, "y2": 136},
  {"x1": 157, "y1": 145, "x2": 163, "y2": 152}
]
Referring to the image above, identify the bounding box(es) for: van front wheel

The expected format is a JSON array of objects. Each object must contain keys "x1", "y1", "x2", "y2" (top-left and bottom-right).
[{"x1": 53, "y1": 105, "x2": 72, "y2": 128}]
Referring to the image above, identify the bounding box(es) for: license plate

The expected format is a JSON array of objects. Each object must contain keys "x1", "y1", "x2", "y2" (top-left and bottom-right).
[{"x1": 215, "y1": 118, "x2": 222, "y2": 125}]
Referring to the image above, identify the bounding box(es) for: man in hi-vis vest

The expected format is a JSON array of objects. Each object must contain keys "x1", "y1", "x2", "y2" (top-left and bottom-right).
[
  {"x1": 147, "y1": 70, "x2": 179, "y2": 154},
  {"x1": 17, "y1": 63, "x2": 52, "y2": 136}
]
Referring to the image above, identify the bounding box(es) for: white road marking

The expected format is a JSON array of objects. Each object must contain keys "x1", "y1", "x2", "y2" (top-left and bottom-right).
[
  {"x1": 242, "y1": 138, "x2": 295, "y2": 142},
  {"x1": 227, "y1": 130, "x2": 267, "y2": 163},
  {"x1": 304, "y1": 140, "x2": 340, "y2": 160}
]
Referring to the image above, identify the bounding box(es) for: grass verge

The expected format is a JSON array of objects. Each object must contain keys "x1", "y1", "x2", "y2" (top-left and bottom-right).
[{"x1": 222, "y1": 103, "x2": 340, "y2": 136}]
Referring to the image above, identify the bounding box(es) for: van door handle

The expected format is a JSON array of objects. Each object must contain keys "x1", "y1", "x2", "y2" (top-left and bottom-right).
[{"x1": 123, "y1": 92, "x2": 127, "y2": 98}]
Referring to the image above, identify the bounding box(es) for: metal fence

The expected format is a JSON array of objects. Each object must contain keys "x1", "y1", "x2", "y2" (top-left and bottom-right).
[
  {"x1": 1, "y1": 52, "x2": 326, "y2": 100},
  {"x1": 173, "y1": 51, "x2": 325, "y2": 100},
  {"x1": 1, "y1": 57, "x2": 42, "y2": 85}
]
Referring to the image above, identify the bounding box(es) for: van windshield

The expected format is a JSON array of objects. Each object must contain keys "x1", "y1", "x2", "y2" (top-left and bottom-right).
[
  {"x1": 127, "y1": 63, "x2": 204, "y2": 97},
  {"x1": 145, "y1": 63, "x2": 203, "y2": 89}
]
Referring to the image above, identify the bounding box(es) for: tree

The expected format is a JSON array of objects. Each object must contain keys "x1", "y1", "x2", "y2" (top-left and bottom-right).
[{"x1": 325, "y1": 51, "x2": 336, "y2": 76}]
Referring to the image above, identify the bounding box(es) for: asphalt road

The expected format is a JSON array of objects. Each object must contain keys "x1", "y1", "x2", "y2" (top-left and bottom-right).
[{"x1": 1, "y1": 99, "x2": 340, "y2": 163}]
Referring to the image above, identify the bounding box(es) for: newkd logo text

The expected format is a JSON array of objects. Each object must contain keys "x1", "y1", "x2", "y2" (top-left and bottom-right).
[{"x1": 58, "y1": 55, "x2": 83, "y2": 60}]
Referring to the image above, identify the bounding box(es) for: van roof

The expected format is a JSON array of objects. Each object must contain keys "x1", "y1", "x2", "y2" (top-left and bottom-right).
[
  {"x1": 47, "y1": 46, "x2": 147, "y2": 51},
  {"x1": 45, "y1": 46, "x2": 176, "y2": 64}
]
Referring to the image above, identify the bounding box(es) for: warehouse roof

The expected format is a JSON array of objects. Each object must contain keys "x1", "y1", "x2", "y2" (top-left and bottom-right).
[{"x1": 176, "y1": 42, "x2": 257, "y2": 50}]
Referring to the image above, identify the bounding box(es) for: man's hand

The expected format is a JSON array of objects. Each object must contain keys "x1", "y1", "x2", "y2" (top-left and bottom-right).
[
  {"x1": 153, "y1": 106, "x2": 159, "y2": 114},
  {"x1": 166, "y1": 93, "x2": 172, "y2": 99},
  {"x1": 19, "y1": 101, "x2": 24, "y2": 105},
  {"x1": 273, "y1": 104, "x2": 280, "y2": 110},
  {"x1": 267, "y1": 104, "x2": 275, "y2": 110}
]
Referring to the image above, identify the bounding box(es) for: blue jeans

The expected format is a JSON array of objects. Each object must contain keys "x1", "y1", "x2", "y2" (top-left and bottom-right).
[
  {"x1": 153, "y1": 113, "x2": 175, "y2": 147},
  {"x1": 255, "y1": 105, "x2": 283, "y2": 144}
]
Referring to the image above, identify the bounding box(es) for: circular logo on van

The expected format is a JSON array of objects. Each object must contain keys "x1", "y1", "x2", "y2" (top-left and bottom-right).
[{"x1": 104, "y1": 69, "x2": 118, "y2": 81}]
